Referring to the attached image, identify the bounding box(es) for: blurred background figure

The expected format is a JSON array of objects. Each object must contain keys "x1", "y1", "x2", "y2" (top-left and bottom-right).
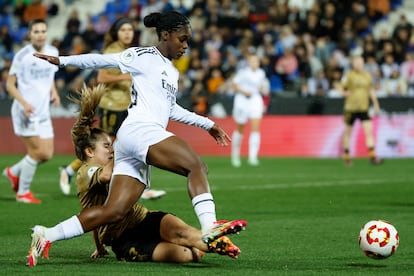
[{"x1": 230, "y1": 53, "x2": 269, "y2": 167}]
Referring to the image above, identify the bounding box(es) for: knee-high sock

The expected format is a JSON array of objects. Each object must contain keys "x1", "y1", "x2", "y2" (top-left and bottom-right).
[
  {"x1": 192, "y1": 193, "x2": 217, "y2": 233},
  {"x1": 17, "y1": 155, "x2": 39, "y2": 195},
  {"x1": 67, "y1": 158, "x2": 82, "y2": 176},
  {"x1": 232, "y1": 131, "x2": 243, "y2": 160},
  {"x1": 44, "y1": 215, "x2": 84, "y2": 242},
  {"x1": 9, "y1": 157, "x2": 26, "y2": 177},
  {"x1": 249, "y1": 131, "x2": 260, "y2": 160}
]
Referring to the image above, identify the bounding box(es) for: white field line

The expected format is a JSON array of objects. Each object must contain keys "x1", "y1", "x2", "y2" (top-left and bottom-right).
[
  {"x1": 21, "y1": 175, "x2": 411, "y2": 195},
  {"x1": 150, "y1": 177, "x2": 411, "y2": 192}
]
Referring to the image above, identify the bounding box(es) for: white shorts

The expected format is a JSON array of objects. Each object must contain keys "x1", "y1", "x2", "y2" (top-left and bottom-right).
[
  {"x1": 232, "y1": 94, "x2": 264, "y2": 124},
  {"x1": 11, "y1": 101, "x2": 54, "y2": 139},
  {"x1": 112, "y1": 122, "x2": 174, "y2": 187}
]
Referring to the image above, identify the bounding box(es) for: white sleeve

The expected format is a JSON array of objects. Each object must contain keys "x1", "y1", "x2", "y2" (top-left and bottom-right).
[
  {"x1": 170, "y1": 103, "x2": 214, "y2": 131},
  {"x1": 59, "y1": 53, "x2": 121, "y2": 69}
]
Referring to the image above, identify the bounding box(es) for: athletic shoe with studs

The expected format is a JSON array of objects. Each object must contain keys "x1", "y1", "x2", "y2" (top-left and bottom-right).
[
  {"x1": 207, "y1": 236, "x2": 241, "y2": 259},
  {"x1": 27, "y1": 226, "x2": 51, "y2": 266},
  {"x1": 3, "y1": 167, "x2": 19, "y2": 192},
  {"x1": 202, "y1": 219, "x2": 247, "y2": 244},
  {"x1": 59, "y1": 166, "x2": 72, "y2": 195},
  {"x1": 16, "y1": 192, "x2": 41, "y2": 204}
]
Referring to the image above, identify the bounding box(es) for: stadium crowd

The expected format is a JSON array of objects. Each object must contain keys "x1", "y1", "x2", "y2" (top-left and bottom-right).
[{"x1": 0, "y1": 0, "x2": 413, "y2": 115}]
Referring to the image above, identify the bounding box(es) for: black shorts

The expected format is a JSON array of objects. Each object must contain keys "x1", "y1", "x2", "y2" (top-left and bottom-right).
[
  {"x1": 111, "y1": 211, "x2": 168, "y2": 262},
  {"x1": 344, "y1": 111, "x2": 370, "y2": 126},
  {"x1": 99, "y1": 108, "x2": 128, "y2": 136}
]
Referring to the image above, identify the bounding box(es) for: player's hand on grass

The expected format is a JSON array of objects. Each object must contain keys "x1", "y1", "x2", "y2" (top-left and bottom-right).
[{"x1": 90, "y1": 247, "x2": 109, "y2": 258}]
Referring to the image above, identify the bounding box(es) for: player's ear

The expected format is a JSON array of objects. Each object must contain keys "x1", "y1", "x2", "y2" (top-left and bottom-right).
[
  {"x1": 161, "y1": 31, "x2": 169, "y2": 42},
  {"x1": 85, "y1": 147, "x2": 94, "y2": 158}
]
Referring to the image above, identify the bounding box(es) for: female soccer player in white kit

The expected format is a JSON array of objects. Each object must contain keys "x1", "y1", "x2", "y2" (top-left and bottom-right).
[
  {"x1": 231, "y1": 54, "x2": 269, "y2": 167},
  {"x1": 3, "y1": 19, "x2": 60, "y2": 204},
  {"x1": 28, "y1": 11, "x2": 246, "y2": 266}
]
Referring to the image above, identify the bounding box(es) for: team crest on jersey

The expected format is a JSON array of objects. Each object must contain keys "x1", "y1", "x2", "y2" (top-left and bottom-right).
[
  {"x1": 87, "y1": 166, "x2": 99, "y2": 178},
  {"x1": 121, "y1": 49, "x2": 134, "y2": 64}
]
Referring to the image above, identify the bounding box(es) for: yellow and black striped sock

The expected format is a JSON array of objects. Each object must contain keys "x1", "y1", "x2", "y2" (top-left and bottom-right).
[
  {"x1": 368, "y1": 147, "x2": 375, "y2": 159},
  {"x1": 344, "y1": 149, "x2": 351, "y2": 163}
]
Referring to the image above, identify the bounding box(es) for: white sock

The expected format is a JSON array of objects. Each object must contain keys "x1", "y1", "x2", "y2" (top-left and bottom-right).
[
  {"x1": 17, "y1": 155, "x2": 38, "y2": 195},
  {"x1": 192, "y1": 193, "x2": 217, "y2": 232},
  {"x1": 10, "y1": 157, "x2": 26, "y2": 176},
  {"x1": 45, "y1": 215, "x2": 84, "y2": 242},
  {"x1": 249, "y1": 132, "x2": 260, "y2": 161},
  {"x1": 65, "y1": 165, "x2": 75, "y2": 177},
  {"x1": 231, "y1": 131, "x2": 243, "y2": 160}
]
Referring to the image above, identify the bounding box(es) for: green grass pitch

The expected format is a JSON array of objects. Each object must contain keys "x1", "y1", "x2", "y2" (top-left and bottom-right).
[{"x1": 0, "y1": 155, "x2": 413, "y2": 275}]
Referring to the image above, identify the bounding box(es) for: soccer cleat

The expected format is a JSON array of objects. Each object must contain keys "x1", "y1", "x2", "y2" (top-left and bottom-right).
[
  {"x1": 231, "y1": 157, "x2": 241, "y2": 168},
  {"x1": 59, "y1": 166, "x2": 71, "y2": 195},
  {"x1": 248, "y1": 158, "x2": 259, "y2": 166},
  {"x1": 3, "y1": 167, "x2": 19, "y2": 193},
  {"x1": 371, "y1": 156, "x2": 383, "y2": 165},
  {"x1": 207, "y1": 236, "x2": 241, "y2": 258},
  {"x1": 27, "y1": 226, "x2": 51, "y2": 266},
  {"x1": 141, "y1": 189, "x2": 166, "y2": 200},
  {"x1": 344, "y1": 158, "x2": 352, "y2": 167},
  {"x1": 202, "y1": 219, "x2": 247, "y2": 244},
  {"x1": 16, "y1": 192, "x2": 42, "y2": 204}
]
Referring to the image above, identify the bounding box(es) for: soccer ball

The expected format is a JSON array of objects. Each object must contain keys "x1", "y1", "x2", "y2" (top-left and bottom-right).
[{"x1": 358, "y1": 220, "x2": 399, "y2": 259}]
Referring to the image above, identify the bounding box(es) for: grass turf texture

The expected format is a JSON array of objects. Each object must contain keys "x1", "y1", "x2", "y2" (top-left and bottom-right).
[{"x1": 0, "y1": 155, "x2": 413, "y2": 275}]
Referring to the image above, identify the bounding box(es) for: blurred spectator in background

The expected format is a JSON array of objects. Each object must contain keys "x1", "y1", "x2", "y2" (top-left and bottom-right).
[
  {"x1": 0, "y1": 25, "x2": 13, "y2": 55},
  {"x1": 381, "y1": 53, "x2": 399, "y2": 79},
  {"x1": 274, "y1": 47, "x2": 299, "y2": 88},
  {"x1": 22, "y1": 0, "x2": 48, "y2": 27},
  {"x1": 81, "y1": 17, "x2": 100, "y2": 52},
  {"x1": 302, "y1": 69, "x2": 329, "y2": 97},
  {"x1": 392, "y1": 14, "x2": 413, "y2": 39},
  {"x1": 190, "y1": 80, "x2": 209, "y2": 116},
  {"x1": 400, "y1": 51, "x2": 414, "y2": 96},
  {"x1": 383, "y1": 68, "x2": 407, "y2": 97},
  {"x1": 364, "y1": 55, "x2": 383, "y2": 95},
  {"x1": 0, "y1": 67, "x2": 9, "y2": 99},
  {"x1": 0, "y1": 0, "x2": 414, "y2": 108},
  {"x1": 93, "y1": 14, "x2": 111, "y2": 43},
  {"x1": 125, "y1": 0, "x2": 142, "y2": 19},
  {"x1": 61, "y1": 10, "x2": 81, "y2": 54},
  {"x1": 367, "y1": 0, "x2": 390, "y2": 22}
]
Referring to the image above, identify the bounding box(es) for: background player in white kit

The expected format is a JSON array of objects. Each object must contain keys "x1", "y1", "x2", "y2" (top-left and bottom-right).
[
  {"x1": 230, "y1": 54, "x2": 269, "y2": 167},
  {"x1": 28, "y1": 11, "x2": 247, "y2": 266},
  {"x1": 3, "y1": 19, "x2": 60, "y2": 204}
]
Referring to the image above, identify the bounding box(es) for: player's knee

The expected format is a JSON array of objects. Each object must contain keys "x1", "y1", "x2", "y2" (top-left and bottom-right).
[
  {"x1": 188, "y1": 157, "x2": 208, "y2": 174},
  {"x1": 33, "y1": 151, "x2": 53, "y2": 162}
]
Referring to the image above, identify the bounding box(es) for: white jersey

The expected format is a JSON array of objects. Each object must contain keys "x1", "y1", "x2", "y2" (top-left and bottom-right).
[
  {"x1": 232, "y1": 66, "x2": 267, "y2": 123},
  {"x1": 60, "y1": 46, "x2": 215, "y2": 185},
  {"x1": 60, "y1": 46, "x2": 214, "y2": 131},
  {"x1": 232, "y1": 66, "x2": 267, "y2": 99},
  {"x1": 9, "y1": 44, "x2": 59, "y2": 119}
]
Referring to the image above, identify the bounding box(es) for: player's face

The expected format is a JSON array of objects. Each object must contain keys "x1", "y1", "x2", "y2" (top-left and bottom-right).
[
  {"x1": 29, "y1": 22, "x2": 47, "y2": 51},
  {"x1": 89, "y1": 135, "x2": 113, "y2": 166},
  {"x1": 167, "y1": 25, "x2": 191, "y2": 60},
  {"x1": 117, "y1": 23, "x2": 134, "y2": 47},
  {"x1": 352, "y1": 56, "x2": 364, "y2": 71},
  {"x1": 248, "y1": 55, "x2": 260, "y2": 70}
]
